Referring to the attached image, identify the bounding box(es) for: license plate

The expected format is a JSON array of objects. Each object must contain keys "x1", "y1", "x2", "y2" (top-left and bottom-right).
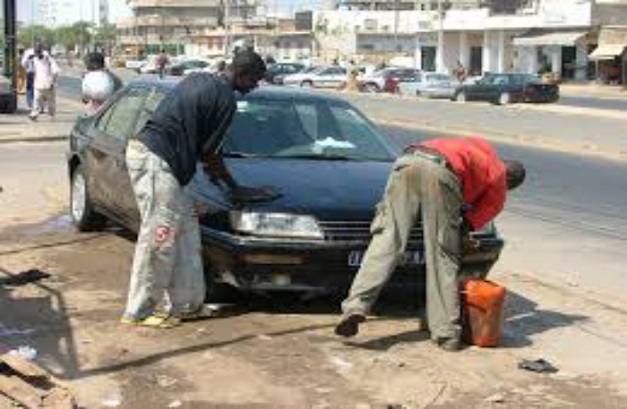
[{"x1": 348, "y1": 250, "x2": 424, "y2": 267}]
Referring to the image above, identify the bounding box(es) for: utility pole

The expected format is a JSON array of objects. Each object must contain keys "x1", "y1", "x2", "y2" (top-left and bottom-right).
[
  {"x1": 223, "y1": 0, "x2": 231, "y2": 57},
  {"x1": 393, "y1": 0, "x2": 400, "y2": 53},
  {"x1": 436, "y1": 0, "x2": 444, "y2": 72}
]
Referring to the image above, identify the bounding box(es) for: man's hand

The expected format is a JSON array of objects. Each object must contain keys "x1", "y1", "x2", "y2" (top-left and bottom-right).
[{"x1": 230, "y1": 186, "x2": 281, "y2": 203}]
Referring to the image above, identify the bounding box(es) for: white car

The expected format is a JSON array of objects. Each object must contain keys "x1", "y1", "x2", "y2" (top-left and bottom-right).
[
  {"x1": 398, "y1": 73, "x2": 458, "y2": 99},
  {"x1": 358, "y1": 67, "x2": 420, "y2": 93},
  {"x1": 125, "y1": 59, "x2": 147, "y2": 71},
  {"x1": 283, "y1": 66, "x2": 347, "y2": 89}
]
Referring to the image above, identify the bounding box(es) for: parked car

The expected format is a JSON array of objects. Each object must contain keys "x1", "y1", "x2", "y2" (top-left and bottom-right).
[
  {"x1": 66, "y1": 78, "x2": 503, "y2": 297},
  {"x1": 167, "y1": 59, "x2": 210, "y2": 76},
  {"x1": 283, "y1": 66, "x2": 347, "y2": 89},
  {"x1": 265, "y1": 62, "x2": 306, "y2": 85},
  {"x1": 0, "y1": 74, "x2": 17, "y2": 114},
  {"x1": 124, "y1": 59, "x2": 147, "y2": 72},
  {"x1": 453, "y1": 73, "x2": 560, "y2": 105},
  {"x1": 398, "y1": 73, "x2": 457, "y2": 99},
  {"x1": 359, "y1": 67, "x2": 421, "y2": 93}
]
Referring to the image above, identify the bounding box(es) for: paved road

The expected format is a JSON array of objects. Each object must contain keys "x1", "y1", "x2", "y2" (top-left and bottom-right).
[{"x1": 559, "y1": 95, "x2": 627, "y2": 111}]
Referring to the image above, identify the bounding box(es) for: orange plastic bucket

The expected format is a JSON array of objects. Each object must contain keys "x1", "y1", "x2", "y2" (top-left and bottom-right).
[{"x1": 462, "y1": 278, "x2": 507, "y2": 347}]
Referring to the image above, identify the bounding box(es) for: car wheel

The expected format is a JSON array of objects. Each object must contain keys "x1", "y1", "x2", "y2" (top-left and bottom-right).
[
  {"x1": 70, "y1": 165, "x2": 106, "y2": 232},
  {"x1": 300, "y1": 80, "x2": 313, "y2": 88},
  {"x1": 455, "y1": 92, "x2": 466, "y2": 103},
  {"x1": 498, "y1": 92, "x2": 511, "y2": 105},
  {"x1": 364, "y1": 83, "x2": 380, "y2": 93}
]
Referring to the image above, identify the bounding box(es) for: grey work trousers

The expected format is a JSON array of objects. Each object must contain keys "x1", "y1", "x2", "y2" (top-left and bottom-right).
[
  {"x1": 123, "y1": 139, "x2": 206, "y2": 320},
  {"x1": 341, "y1": 152, "x2": 463, "y2": 340}
]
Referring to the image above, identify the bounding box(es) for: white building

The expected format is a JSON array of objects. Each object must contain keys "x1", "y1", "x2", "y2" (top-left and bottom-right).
[{"x1": 36, "y1": 0, "x2": 109, "y2": 28}]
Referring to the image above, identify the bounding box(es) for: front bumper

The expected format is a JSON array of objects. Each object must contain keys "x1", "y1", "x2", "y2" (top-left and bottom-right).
[{"x1": 200, "y1": 227, "x2": 504, "y2": 292}]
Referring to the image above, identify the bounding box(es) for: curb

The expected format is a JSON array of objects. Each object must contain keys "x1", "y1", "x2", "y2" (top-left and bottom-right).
[
  {"x1": 0, "y1": 135, "x2": 67, "y2": 144},
  {"x1": 373, "y1": 117, "x2": 627, "y2": 163}
]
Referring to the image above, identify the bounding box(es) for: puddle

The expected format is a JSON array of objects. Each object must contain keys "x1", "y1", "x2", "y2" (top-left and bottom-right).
[{"x1": 21, "y1": 214, "x2": 74, "y2": 236}]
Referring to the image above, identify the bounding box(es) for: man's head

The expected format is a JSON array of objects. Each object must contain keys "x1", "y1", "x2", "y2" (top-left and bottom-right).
[
  {"x1": 227, "y1": 50, "x2": 266, "y2": 94},
  {"x1": 35, "y1": 43, "x2": 44, "y2": 58},
  {"x1": 85, "y1": 52, "x2": 105, "y2": 71},
  {"x1": 504, "y1": 160, "x2": 526, "y2": 190}
]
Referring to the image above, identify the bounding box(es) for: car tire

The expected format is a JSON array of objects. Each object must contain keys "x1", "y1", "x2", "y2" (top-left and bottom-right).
[
  {"x1": 497, "y1": 92, "x2": 511, "y2": 105},
  {"x1": 70, "y1": 165, "x2": 107, "y2": 232},
  {"x1": 300, "y1": 80, "x2": 313, "y2": 88},
  {"x1": 364, "y1": 83, "x2": 380, "y2": 93},
  {"x1": 455, "y1": 92, "x2": 466, "y2": 103}
]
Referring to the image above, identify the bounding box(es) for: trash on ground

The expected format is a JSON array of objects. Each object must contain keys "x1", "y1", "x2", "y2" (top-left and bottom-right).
[
  {"x1": 0, "y1": 352, "x2": 77, "y2": 408},
  {"x1": 9, "y1": 346, "x2": 37, "y2": 361},
  {"x1": 156, "y1": 374, "x2": 178, "y2": 388},
  {"x1": 0, "y1": 269, "x2": 51, "y2": 287},
  {"x1": 517, "y1": 358, "x2": 559, "y2": 374},
  {"x1": 102, "y1": 393, "x2": 123, "y2": 407},
  {"x1": 484, "y1": 392, "x2": 506, "y2": 403},
  {"x1": 168, "y1": 400, "x2": 183, "y2": 408}
]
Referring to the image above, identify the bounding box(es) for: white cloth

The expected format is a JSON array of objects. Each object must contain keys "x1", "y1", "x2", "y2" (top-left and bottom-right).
[
  {"x1": 30, "y1": 87, "x2": 56, "y2": 118},
  {"x1": 32, "y1": 54, "x2": 59, "y2": 90},
  {"x1": 82, "y1": 71, "x2": 115, "y2": 103}
]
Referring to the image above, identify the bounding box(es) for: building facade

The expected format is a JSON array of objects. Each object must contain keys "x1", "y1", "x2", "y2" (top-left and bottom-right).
[{"x1": 36, "y1": 0, "x2": 108, "y2": 28}]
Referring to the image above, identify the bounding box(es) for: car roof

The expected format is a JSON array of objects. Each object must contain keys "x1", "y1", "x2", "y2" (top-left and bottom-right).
[{"x1": 128, "y1": 75, "x2": 349, "y2": 104}]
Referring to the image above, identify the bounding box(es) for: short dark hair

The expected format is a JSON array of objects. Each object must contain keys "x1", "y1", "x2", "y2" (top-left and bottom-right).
[
  {"x1": 85, "y1": 52, "x2": 105, "y2": 71},
  {"x1": 504, "y1": 160, "x2": 526, "y2": 190},
  {"x1": 231, "y1": 49, "x2": 266, "y2": 79}
]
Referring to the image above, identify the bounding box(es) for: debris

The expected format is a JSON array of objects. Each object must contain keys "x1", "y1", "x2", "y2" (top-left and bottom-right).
[
  {"x1": 518, "y1": 358, "x2": 559, "y2": 374},
  {"x1": 168, "y1": 400, "x2": 183, "y2": 408},
  {"x1": 485, "y1": 393, "x2": 506, "y2": 403},
  {"x1": 397, "y1": 362, "x2": 406, "y2": 368},
  {"x1": 9, "y1": 346, "x2": 38, "y2": 361},
  {"x1": 102, "y1": 393, "x2": 123, "y2": 407},
  {"x1": 0, "y1": 269, "x2": 51, "y2": 287},
  {"x1": 328, "y1": 355, "x2": 353, "y2": 373},
  {"x1": 156, "y1": 374, "x2": 178, "y2": 388},
  {"x1": 0, "y1": 352, "x2": 77, "y2": 408},
  {"x1": 257, "y1": 334, "x2": 273, "y2": 341}
]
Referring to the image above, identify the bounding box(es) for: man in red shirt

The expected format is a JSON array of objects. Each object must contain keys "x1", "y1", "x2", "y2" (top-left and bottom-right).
[{"x1": 335, "y1": 137, "x2": 525, "y2": 351}]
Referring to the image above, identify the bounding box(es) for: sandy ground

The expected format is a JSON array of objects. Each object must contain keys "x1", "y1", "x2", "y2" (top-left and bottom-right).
[{"x1": 1, "y1": 214, "x2": 627, "y2": 409}]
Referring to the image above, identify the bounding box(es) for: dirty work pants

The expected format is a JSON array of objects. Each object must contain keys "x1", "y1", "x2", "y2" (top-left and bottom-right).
[
  {"x1": 30, "y1": 87, "x2": 56, "y2": 118},
  {"x1": 341, "y1": 152, "x2": 463, "y2": 340},
  {"x1": 123, "y1": 139, "x2": 206, "y2": 320}
]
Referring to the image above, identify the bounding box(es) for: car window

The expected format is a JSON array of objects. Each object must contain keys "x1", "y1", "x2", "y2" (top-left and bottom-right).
[
  {"x1": 323, "y1": 67, "x2": 345, "y2": 76},
  {"x1": 493, "y1": 75, "x2": 509, "y2": 86},
  {"x1": 223, "y1": 98, "x2": 394, "y2": 161},
  {"x1": 102, "y1": 88, "x2": 148, "y2": 141},
  {"x1": 134, "y1": 88, "x2": 168, "y2": 136},
  {"x1": 95, "y1": 101, "x2": 117, "y2": 132}
]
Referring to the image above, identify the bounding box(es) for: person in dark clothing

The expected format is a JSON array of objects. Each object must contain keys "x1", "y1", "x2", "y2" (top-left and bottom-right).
[
  {"x1": 121, "y1": 50, "x2": 271, "y2": 328},
  {"x1": 335, "y1": 137, "x2": 526, "y2": 351}
]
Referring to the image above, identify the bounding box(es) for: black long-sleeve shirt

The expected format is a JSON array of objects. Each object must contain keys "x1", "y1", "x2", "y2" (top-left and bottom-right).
[{"x1": 139, "y1": 73, "x2": 236, "y2": 186}]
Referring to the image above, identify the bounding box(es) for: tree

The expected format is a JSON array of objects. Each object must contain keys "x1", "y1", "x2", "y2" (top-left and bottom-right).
[
  {"x1": 94, "y1": 23, "x2": 117, "y2": 55},
  {"x1": 18, "y1": 25, "x2": 55, "y2": 49}
]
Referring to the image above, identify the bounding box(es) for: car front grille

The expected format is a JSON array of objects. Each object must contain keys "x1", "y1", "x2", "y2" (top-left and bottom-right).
[{"x1": 318, "y1": 220, "x2": 424, "y2": 244}]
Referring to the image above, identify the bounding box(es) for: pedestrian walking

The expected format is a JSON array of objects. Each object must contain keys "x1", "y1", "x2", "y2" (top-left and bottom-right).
[
  {"x1": 17, "y1": 48, "x2": 27, "y2": 95},
  {"x1": 334, "y1": 137, "x2": 525, "y2": 351},
  {"x1": 156, "y1": 50, "x2": 169, "y2": 78},
  {"x1": 81, "y1": 51, "x2": 123, "y2": 113},
  {"x1": 121, "y1": 50, "x2": 274, "y2": 329},
  {"x1": 28, "y1": 45, "x2": 60, "y2": 121},
  {"x1": 21, "y1": 48, "x2": 36, "y2": 109}
]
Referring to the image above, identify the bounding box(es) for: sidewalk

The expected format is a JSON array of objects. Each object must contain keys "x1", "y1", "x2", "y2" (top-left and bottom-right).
[
  {"x1": 0, "y1": 96, "x2": 82, "y2": 144},
  {"x1": 559, "y1": 82, "x2": 627, "y2": 100}
]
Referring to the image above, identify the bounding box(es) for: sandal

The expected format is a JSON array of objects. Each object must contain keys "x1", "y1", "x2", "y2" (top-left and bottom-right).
[
  {"x1": 153, "y1": 307, "x2": 205, "y2": 322},
  {"x1": 120, "y1": 314, "x2": 181, "y2": 329}
]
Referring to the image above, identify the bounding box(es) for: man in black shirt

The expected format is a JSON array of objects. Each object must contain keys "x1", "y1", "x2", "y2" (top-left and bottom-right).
[{"x1": 122, "y1": 50, "x2": 269, "y2": 328}]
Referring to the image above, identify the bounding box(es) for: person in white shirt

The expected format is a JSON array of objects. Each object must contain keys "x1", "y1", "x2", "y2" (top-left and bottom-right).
[{"x1": 28, "y1": 44, "x2": 60, "y2": 121}]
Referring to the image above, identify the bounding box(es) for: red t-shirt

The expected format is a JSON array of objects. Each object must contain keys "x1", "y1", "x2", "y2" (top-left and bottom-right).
[{"x1": 419, "y1": 137, "x2": 507, "y2": 230}]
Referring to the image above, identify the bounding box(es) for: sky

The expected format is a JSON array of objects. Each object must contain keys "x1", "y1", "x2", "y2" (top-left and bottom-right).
[{"x1": 17, "y1": 0, "x2": 328, "y2": 24}]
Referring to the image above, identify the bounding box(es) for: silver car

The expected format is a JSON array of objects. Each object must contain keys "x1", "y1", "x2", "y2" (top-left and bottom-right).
[{"x1": 399, "y1": 73, "x2": 458, "y2": 99}]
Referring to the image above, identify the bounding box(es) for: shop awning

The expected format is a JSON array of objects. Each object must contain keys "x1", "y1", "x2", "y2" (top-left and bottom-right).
[
  {"x1": 589, "y1": 44, "x2": 625, "y2": 60},
  {"x1": 513, "y1": 31, "x2": 587, "y2": 46}
]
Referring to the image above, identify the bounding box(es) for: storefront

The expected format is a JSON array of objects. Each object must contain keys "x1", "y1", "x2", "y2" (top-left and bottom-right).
[{"x1": 588, "y1": 26, "x2": 627, "y2": 85}]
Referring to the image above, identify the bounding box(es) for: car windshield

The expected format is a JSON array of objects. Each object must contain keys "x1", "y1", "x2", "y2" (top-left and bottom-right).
[
  {"x1": 427, "y1": 74, "x2": 452, "y2": 83},
  {"x1": 223, "y1": 97, "x2": 395, "y2": 161}
]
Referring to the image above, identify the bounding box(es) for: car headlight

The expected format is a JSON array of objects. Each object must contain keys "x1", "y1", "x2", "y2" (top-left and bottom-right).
[{"x1": 230, "y1": 211, "x2": 324, "y2": 240}]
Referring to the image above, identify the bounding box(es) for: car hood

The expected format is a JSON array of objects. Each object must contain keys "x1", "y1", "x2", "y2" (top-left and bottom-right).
[{"x1": 191, "y1": 158, "x2": 393, "y2": 221}]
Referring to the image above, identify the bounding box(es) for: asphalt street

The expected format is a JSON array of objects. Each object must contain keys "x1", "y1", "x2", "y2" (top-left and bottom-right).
[{"x1": 559, "y1": 95, "x2": 627, "y2": 111}]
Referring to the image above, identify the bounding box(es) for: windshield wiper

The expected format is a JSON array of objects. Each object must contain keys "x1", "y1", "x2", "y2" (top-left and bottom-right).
[
  {"x1": 223, "y1": 151, "x2": 266, "y2": 158},
  {"x1": 275, "y1": 153, "x2": 354, "y2": 161}
]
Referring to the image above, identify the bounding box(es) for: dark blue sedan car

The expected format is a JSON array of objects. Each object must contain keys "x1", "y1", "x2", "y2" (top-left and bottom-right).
[{"x1": 67, "y1": 77, "x2": 503, "y2": 298}]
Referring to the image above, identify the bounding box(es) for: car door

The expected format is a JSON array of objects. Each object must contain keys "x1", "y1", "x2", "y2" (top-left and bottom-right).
[
  {"x1": 468, "y1": 75, "x2": 493, "y2": 100},
  {"x1": 89, "y1": 86, "x2": 149, "y2": 222}
]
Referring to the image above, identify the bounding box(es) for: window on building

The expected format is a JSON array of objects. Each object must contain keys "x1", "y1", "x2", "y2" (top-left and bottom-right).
[{"x1": 365, "y1": 19, "x2": 377, "y2": 31}]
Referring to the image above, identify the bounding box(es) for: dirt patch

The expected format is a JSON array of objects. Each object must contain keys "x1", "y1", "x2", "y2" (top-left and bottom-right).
[{"x1": 2, "y1": 227, "x2": 627, "y2": 408}]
